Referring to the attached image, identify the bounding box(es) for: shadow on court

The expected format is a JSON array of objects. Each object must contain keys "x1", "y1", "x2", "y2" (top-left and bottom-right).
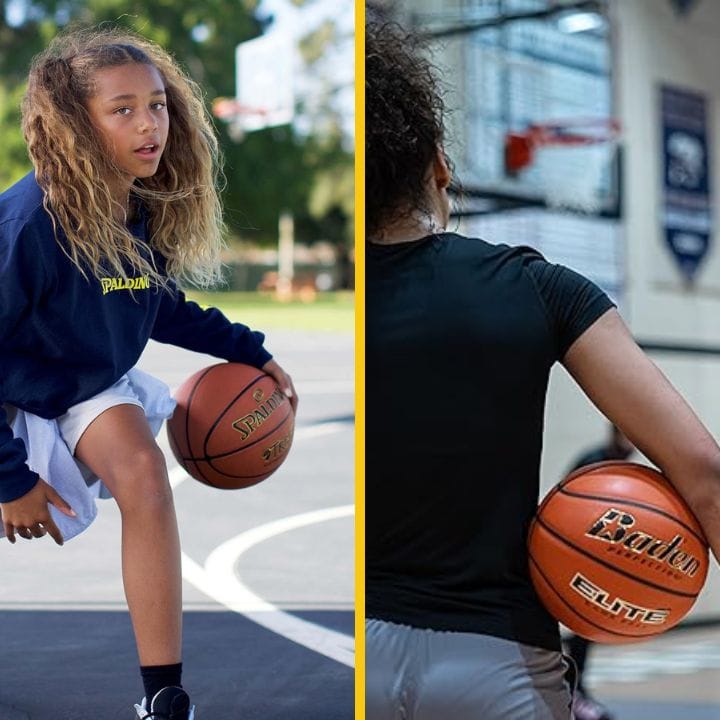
[{"x1": 0, "y1": 610, "x2": 353, "y2": 719}]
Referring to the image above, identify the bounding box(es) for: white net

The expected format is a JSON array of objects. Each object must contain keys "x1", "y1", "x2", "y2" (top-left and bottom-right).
[
  {"x1": 534, "y1": 136, "x2": 619, "y2": 214},
  {"x1": 426, "y1": 0, "x2": 617, "y2": 215}
]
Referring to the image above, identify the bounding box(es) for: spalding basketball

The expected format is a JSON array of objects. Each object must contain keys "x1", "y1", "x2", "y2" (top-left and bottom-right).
[
  {"x1": 528, "y1": 462, "x2": 708, "y2": 643},
  {"x1": 167, "y1": 362, "x2": 295, "y2": 489}
]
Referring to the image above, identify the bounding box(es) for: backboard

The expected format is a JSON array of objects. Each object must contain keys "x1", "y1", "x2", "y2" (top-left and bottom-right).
[
  {"x1": 382, "y1": 0, "x2": 625, "y2": 305},
  {"x1": 401, "y1": 0, "x2": 620, "y2": 218},
  {"x1": 233, "y1": 30, "x2": 296, "y2": 133}
]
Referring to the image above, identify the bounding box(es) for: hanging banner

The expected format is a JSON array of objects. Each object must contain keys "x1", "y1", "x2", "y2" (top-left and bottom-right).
[
  {"x1": 668, "y1": 0, "x2": 700, "y2": 16},
  {"x1": 660, "y1": 85, "x2": 712, "y2": 283}
]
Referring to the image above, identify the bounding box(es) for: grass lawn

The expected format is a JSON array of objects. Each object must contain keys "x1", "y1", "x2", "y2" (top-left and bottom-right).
[{"x1": 185, "y1": 290, "x2": 355, "y2": 333}]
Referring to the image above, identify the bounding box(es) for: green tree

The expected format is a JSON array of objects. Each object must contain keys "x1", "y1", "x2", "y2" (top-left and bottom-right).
[
  {"x1": 0, "y1": 83, "x2": 28, "y2": 189},
  {"x1": 0, "y1": 0, "x2": 354, "y2": 266},
  {"x1": 293, "y1": 4, "x2": 354, "y2": 284}
]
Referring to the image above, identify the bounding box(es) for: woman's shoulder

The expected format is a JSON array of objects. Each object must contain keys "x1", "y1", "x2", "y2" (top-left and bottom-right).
[{"x1": 442, "y1": 232, "x2": 544, "y2": 263}]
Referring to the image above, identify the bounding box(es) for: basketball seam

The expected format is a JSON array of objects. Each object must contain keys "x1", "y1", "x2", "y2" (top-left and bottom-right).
[
  {"x1": 204, "y1": 419, "x2": 295, "y2": 478},
  {"x1": 183, "y1": 365, "x2": 219, "y2": 459},
  {"x1": 188, "y1": 457, "x2": 214, "y2": 487},
  {"x1": 203, "y1": 404, "x2": 293, "y2": 461},
  {"x1": 180, "y1": 406, "x2": 293, "y2": 463},
  {"x1": 557, "y1": 487, "x2": 706, "y2": 545},
  {"x1": 201, "y1": 467, "x2": 278, "y2": 481},
  {"x1": 167, "y1": 422, "x2": 181, "y2": 460},
  {"x1": 201, "y1": 373, "x2": 267, "y2": 458},
  {"x1": 177, "y1": 365, "x2": 218, "y2": 487},
  {"x1": 535, "y1": 516, "x2": 699, "y2": 598},
  {"x1": 528, "y1": 553, "x2": 655, "y2": 640}
]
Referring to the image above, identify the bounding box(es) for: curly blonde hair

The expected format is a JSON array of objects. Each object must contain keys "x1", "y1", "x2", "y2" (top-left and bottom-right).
[{"x1": 22, "y1": 26, "x2": 225, "y2": 287}]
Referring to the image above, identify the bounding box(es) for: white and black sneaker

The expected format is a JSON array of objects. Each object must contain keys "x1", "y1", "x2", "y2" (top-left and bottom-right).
[{"x1": 134, "y1": 686, "x2": 196, "y2": 720}]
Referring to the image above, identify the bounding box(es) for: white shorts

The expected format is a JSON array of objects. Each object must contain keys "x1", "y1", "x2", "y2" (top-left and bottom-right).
[
  {"x1": 57, "y1": 373, "x2": 145, "y2": 455},
  {"x1": 4, "y1": 368, "x2": 176, "y2": 541}
]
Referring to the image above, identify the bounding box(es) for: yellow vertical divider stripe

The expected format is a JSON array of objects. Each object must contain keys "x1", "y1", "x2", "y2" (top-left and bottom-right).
[{"x1": 354, "y1": 1, "x2": 365, "y2": 718}]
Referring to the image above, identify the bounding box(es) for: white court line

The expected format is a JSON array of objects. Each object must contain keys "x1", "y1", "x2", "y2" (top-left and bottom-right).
[
  {"x1": 168, "y1": 420, "x2": 355, "y2": 667},
  {"x1": 201, "y1": 506, "x2": 354, "y2": 667}
]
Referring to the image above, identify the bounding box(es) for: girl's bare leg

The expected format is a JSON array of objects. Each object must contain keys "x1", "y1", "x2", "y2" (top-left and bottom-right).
[{"x1": 74, "y1": 404, "x2": 182, "y2": 665}]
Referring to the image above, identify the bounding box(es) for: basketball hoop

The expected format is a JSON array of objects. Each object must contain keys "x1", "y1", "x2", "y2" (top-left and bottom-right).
[
  {"x1": 504, "y1": 118, "x2": 621, "y2": 213},
  {"x1": 211, "y1": 98, "x2": 272, "y2": 141},
  {"x1": 505, "y1": 118, "x2": 620, "y2": 174},
  {"x1": 210, "y1": 32, "x2": 295, "y2": 143},
  {"x1": 212, "y1": 97, "x2": 270, "y2": 122}
]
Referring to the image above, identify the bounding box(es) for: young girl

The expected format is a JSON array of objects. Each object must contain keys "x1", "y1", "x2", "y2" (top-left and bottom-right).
[{"x1": 0, "y1": 27, "x2": 297, "y2": 720}]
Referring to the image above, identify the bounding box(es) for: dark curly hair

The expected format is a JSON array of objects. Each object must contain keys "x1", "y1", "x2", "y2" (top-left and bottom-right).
[{"x1": 366, "y1": 22, "x2": 448, "y2": 238}]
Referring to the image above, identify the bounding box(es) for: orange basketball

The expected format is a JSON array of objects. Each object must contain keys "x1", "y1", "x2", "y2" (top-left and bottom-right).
[
  {"x1": 167, "y1": 362, "x2": 295, "y2": 489},
  {"x1": 528, "y1": 461, "x2": 709, "y2": 643}
]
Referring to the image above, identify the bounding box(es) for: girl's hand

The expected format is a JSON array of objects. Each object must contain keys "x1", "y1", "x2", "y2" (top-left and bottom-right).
[
  {"x1": 262, "y1": 358, "x2": 299, "y2": 414},
  {"x1": 0, "y1": 479, "x2": 75, "y2": 546}
]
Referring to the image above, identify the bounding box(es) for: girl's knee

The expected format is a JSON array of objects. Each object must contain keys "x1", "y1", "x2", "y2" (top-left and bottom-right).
[{"x1": 105, "y1": 445, "x2": 172, "y2": 509}]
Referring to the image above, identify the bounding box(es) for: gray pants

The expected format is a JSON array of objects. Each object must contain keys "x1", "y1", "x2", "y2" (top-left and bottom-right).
[{"x1": 366, "y1": 618, "x2": 574, "y2": 720}]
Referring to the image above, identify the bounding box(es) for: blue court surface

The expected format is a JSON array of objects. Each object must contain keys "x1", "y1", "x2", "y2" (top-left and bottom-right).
[{"x1": 0, "y1": 610, "x2": 352, "y2": 719}]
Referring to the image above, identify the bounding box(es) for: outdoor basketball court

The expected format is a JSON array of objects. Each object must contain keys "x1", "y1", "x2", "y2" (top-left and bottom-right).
[{"x1": 0, "y1": 329, "x2": 354, "y2": 719}]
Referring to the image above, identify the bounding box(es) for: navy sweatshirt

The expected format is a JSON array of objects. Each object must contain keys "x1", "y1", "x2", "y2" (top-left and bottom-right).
[{"x1": 0, "y1": 172, "x2": 272, "y2": 502}]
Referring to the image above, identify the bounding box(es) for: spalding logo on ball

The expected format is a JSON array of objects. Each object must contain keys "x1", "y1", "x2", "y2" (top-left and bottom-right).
[
  {"x1": 528, "y1": 462, "x2": 709, "y2": 643},
  {"x1": 167, "y1": 362, "x2": 295, "y2": 489}
]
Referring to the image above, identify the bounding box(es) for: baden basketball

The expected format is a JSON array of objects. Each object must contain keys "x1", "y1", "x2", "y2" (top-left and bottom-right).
[
  {"x1": 167, "y1": 362, "x2": 295, "y2": 489},
  {"x1": 528, "y1": 462, "x2": 708, "y2": 643}
]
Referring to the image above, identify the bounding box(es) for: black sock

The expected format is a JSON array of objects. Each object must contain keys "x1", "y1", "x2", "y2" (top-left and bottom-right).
[{"x1": 140, "y1": 662, "x2": 183, "y2": 705}]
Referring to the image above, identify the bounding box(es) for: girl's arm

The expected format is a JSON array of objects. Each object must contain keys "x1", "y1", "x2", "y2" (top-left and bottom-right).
[
  {"x1": 563, "y1": 309, "x2": 720, "y2": 562},
  {"x1": 151, "y1": 283, "x2": 297, "y2": 412},
  {"x1": 0, "y1": 405, "x2": 40, "y2": 502},
  {"x1": 0, "y1": 407, "x2": 74, "y2": 545},
  {"x1": 151, "y1": 282, "x2": 271, "y2": 368},
  {"x1": 0, "y1": 214, "x2": 74, "y2": 541}
]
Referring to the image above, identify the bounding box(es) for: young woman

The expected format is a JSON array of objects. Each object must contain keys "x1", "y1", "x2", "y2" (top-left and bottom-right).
[
  {"x1": 0, "y1": 28, "x2": 297, "y2": 720},
  {"x1": 365, "y1": 21, "x2": 720, "y2": 720}
]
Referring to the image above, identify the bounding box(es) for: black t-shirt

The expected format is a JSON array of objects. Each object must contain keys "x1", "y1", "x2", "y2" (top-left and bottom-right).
[{"x1": 366, "y1": 233, "x2": 615, "y2": 651}]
